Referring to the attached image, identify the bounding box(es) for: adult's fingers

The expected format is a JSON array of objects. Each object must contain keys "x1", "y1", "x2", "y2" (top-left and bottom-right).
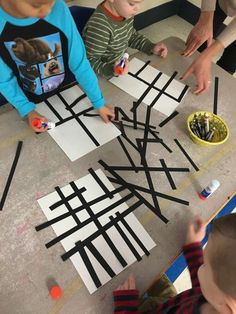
[
  {"x1": 180, "y1": 65, "x2": 193, "y2": 81},
  {"x1": 207, "y1": 36, "x2": 213, "y2": 47},
  {"x1": 183, "y1": 39, "x2": 202, "y2": 57},
  {"x1": 193, "y1": 78, "x2": 211, "y2": 95}
]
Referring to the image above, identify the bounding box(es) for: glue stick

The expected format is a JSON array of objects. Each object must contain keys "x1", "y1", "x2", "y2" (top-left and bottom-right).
[
  {"x1": 31, "y1": 118, "x2": 55, "y2": 129},
  {"x1": 198, "y1": 180, "x2": 220, "y2": 200},
  {"x1": 115, "y1": 53, "x2": 129, "y2": 75}
]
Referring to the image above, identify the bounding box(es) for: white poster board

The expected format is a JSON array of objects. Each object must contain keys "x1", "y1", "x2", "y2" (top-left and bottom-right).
[
  {"x1": 37, "y1": 169, "x2": 156, "y2": 293},
  {"x1": 110, "y1": 58, "x2": 188, "y2": 116},
  {"x1": 36, "y1": 85, "x2": 121, "y2": 161}
]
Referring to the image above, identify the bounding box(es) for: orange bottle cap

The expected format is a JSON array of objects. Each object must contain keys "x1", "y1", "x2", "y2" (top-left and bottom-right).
[
  {"x1": 50, "y1": 285, "x2": 62, "y2": 299},
  {"x1": 31, "y1": 119, "x2": 41, "y2": 128},
  {"x1": 198, "y1": 193, "x2": 206, "y2": 200},
  {"x1": 115, "y1": 66, "x2": 124, "y2": 75}
]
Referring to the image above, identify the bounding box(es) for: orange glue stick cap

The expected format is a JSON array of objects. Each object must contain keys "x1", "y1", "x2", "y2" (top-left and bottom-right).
[
  {"x1": 50, "y1": 285, "x2": 62, "y2": 300},
  {"x1": 115, "y1": 66, "x2": 124, "y2": 75},
  {"x1": 31, "y1": 118, "x2": 42, "y2": 128}
]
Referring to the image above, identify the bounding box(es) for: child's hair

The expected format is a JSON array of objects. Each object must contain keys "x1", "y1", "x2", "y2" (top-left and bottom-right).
[{"x1": 209, "y1": 213, "x2": 236, "y2": 299}]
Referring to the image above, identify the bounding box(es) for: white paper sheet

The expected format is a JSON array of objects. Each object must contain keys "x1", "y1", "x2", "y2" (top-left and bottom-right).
[
  {"x1": 110, "y1": 57, "x2": 188, "y2": 116},
  {"x1": 37, "y1": 169, "x2": 156, "y2": 293},
  {"x1": 36, "y1": 85, "x2": 121, "y2": 161}
]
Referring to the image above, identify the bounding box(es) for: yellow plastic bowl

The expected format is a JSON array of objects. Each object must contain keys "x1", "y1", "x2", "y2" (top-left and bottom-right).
[{"x1": 187, "y1": 111, "x2": 229, "y2": 146}]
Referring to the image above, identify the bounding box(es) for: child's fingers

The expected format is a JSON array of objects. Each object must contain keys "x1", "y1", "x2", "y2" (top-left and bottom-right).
[
  {"x1": 127, "y1": 274, "x2": 136, "y2": 289},
  {"x1": 109, "y1": 111, "x2": 115, "y2": 121},
  {"x1": 160, "y1": 48, "x2": 168, "y2": 58},
  {"x1": 102, "y1": 114, "x2": 109, "y2": 124},
  {"x1": 122, "y1": 279, "x2": 129, "y2": 290}
]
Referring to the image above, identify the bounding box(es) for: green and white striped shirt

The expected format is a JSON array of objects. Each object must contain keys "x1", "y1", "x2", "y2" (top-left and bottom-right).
[{"x1": 83, "y1": 4, "x2": 154, "y2": 79}]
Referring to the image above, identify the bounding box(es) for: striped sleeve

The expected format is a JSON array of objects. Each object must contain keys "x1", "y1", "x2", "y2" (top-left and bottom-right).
[
  {"x1": 201, "y1": 0, "x2": 216, "y2": 11},
  {"x1": 217, "y1": 17, "x2": 236, "y2": 47},
  {"x1": 128, "y1": 27, "x2": 154, "y2": 55},
  {"x1": 83, "y1": 13, "x2": 114, "y2": 79},
  {"x1": 113, "y1": 290, "x2": 140, "y2": 314},
  {"x1": 183, "y1": 242, "x2": 203, "y2": 287}
]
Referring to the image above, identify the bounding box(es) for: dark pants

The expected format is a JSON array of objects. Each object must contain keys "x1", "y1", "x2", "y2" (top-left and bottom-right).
[{"x1": 199, "y1": 1, "x2": 236, "y2": 74}]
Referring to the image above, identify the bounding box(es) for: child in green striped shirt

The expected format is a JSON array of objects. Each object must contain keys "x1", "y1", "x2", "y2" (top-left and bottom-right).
[{"x1": 83, "y1": 0, "x2": 168, "y2": 79}]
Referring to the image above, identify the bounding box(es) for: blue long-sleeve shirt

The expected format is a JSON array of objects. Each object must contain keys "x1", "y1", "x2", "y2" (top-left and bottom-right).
[{"x1": 0, "y1": 0, "x2": 105, "y2": 117}]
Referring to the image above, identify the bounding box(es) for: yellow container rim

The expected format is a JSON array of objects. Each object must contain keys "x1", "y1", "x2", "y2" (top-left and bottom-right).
[{"x1": 187, "y1": 111, "x2": 229, "y2": 146}]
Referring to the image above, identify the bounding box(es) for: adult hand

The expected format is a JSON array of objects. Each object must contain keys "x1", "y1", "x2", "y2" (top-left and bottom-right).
[
  {"x1": 180, "y1": 52, "x2": 212, "y2": 95},
  {"x1": 28, "y1": 110, "x2": 48, "y2": 132},
  {"x1": 183, "y1": 11, "x2": 214, "y2": 57},
  {"x1": 185, "y1": 216, "x2": 206, "y2": 245},
  {"x1": 152, "y1": 42, "x2": 168, "y2": 58},
  {"x1": 115, "y1": 274, "x2": 136, "y2": 291},
  {"x1": 98, "y1": 104, "x2": 115, "y2": 123},
  {"x1": 181, "y1": 40, "x2": 224, "y2": 95}
]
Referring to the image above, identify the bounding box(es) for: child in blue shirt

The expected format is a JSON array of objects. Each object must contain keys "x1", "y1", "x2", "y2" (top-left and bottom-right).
[{"x1": 0, "y1": 0, "x2": 114, "y2": 132}]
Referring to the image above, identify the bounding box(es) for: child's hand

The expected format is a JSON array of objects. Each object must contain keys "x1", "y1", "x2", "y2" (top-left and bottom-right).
[
  {"x1": 115, "y1": 274, "x2": 136, "y2": 291},
  {"x1": 98, "y1": 105, "x2": 115, "y2": 123},
  {"x1": 152, "y1": 42, "x2": 168, "y2": 58},
  {"x1": 185, "y1": 216, "x2": 206, "y2": 245},
  {"x1": 28, "y1": 110, "x2": 48, "y2": 133}
]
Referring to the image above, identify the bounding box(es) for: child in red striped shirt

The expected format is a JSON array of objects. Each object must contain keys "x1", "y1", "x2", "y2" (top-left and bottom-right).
[{"x1": 113, "y1": 214, "x2": 236, "y2": 313}]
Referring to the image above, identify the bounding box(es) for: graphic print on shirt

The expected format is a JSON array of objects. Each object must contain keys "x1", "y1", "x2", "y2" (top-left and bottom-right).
[{"x1": 4, "y1": 33, "x2": 65, "y2": 95}]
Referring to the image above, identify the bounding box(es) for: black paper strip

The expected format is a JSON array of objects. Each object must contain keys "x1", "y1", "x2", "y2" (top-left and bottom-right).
[
  {"x1": 57, "y1": 93, "x2": 100, "y2": 146},
  {"x1": 117, "y1": 137, "x2": 138, "y2": 171},
  {"x1": 70, "y1": 93, "x2": 87, "y2": 109},
  {"x1": 44, "y1": 99, "x2": 63, "y2": 122},
  {"x1": 107, "y1": 177, "x2": 189, "y2": 206},
  {"x1": 0, "y1": 141, "x2": 23, "y2": 211},
  {"x1": 88, "y1": 168, "x2": 113, "y2": 198},
  {"x1": 116, "y1": 212, "x2": 150, "y2": 256},
  {"x1": 159, "y1": 111, "x2": 179, "y2": 127},
  {"x1": 213, "y1": 77, "x2": 219, "y2": 115},
  {"x1": 99, "y1": 160, "x2": 169, "y2": 223},
  {"x1": 131, "y1": 72, "x2": 163, "y2": 112},
  {"x1": 109, "y1": 216, "x2": 142, "y2": 261},
  {"x1": 174, "y1": 139, "x2": 199, "y2": 171},
  {"x1": 177, "y1": 85, "x2": 189, "y2": 102},
  {"x1": 87, "y1": 241, "x2": 116, "y2": 278},
  {"x1": 107, "y1": 166, "x2": 189, "y2": 172},
  {"x1": 76, "y1": 241, "x2": 102, "y2": 288},
  {"x1": 159, "y1": 159, "x2": 176, "y2": 190},
  {"x1": 133, "y1": 60, "x2": 151, "y2": 77}
]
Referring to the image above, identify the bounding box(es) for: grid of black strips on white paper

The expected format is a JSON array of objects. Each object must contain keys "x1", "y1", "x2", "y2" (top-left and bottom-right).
[
  {"x1": 36, "y1": 172, "x2": 153, "y2": 289},
  {"x1": 44, "y1": 88, "x2": 101, "y2": 148},
  {"x1": 128, "y1": 60, "x2": 189, "y2": 112}
]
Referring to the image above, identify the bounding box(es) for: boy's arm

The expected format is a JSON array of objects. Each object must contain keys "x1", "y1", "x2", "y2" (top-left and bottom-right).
[
  {"x1": 60, "y1": 2, "x2": 105, "y2": 109},
  {"x1": 113, "y1": 275, "x2": 140, "y2": 314},
  {"x1": 83, "y1": 19, "x2": 114, "y2": 79},
  {"x1": 183, "y1": 242, "x2": 203, "y2": 287},
  {"x1": 182, "y1": 217, "x2": 206, "y2": 287},
  {"x1": 128, "y1": 27, "x2": 155, "y2": 55},
  {"x1": 0, "y1": 58, "x2": 35, "y2": 117},
  {"x1": 113, "y1": 290, "x2": 140, "y2": 314}
]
